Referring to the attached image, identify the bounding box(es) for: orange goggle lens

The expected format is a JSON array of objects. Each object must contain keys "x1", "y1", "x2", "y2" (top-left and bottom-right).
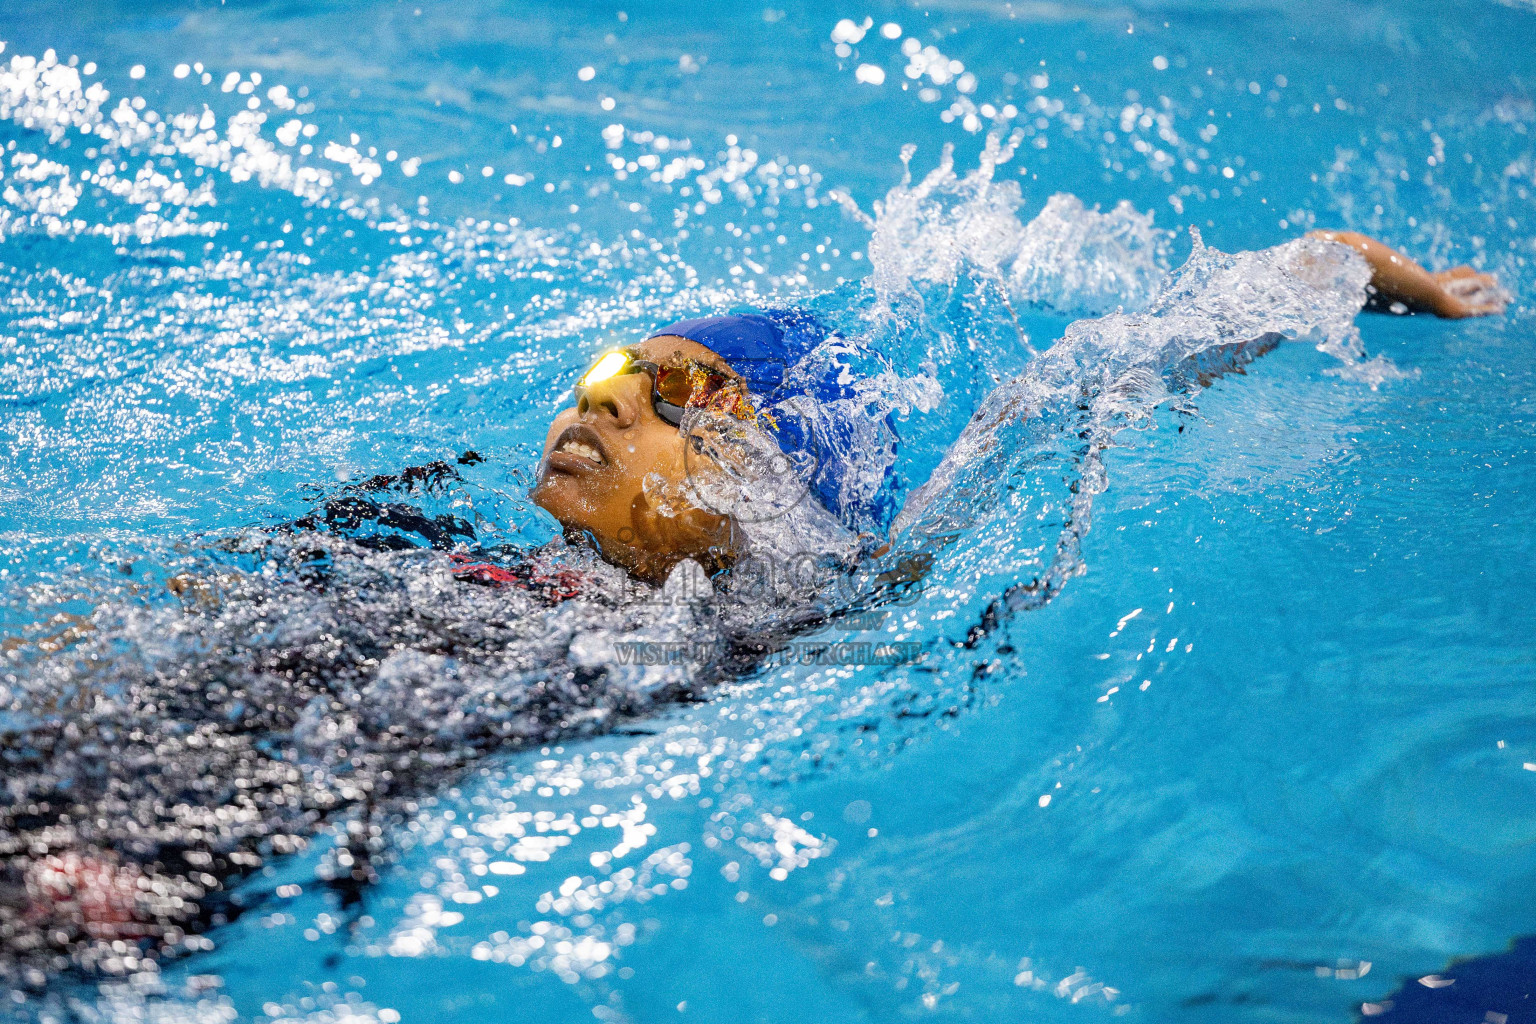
[{"x1": 654, "y1": 364, "x2": 728, "y2": 408}]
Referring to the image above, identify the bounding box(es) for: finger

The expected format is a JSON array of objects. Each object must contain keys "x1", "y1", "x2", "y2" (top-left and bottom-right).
[
  {"x1": 1442, "y1": 276, "x2": 1499, "y2": 298},
  {"x1": 1464, "y1": 295, "x2": 1508, "y2": 315}
]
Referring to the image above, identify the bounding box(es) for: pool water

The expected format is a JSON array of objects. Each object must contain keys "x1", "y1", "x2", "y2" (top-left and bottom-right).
[{"x1": 2, "y1": 1, "x2": 1535, "y2": 1022}]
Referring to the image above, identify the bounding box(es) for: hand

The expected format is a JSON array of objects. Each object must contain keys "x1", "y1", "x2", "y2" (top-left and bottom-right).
[{"x1": 1433, "y1": 266, "x2": 1510, "y2": 318}]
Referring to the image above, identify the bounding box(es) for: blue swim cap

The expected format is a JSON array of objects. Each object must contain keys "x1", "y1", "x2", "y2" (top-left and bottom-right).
[
  {"x1": 647, "y1": 311, "x2": 815, "y2": 391},
  {"x1": 649, "y1": 310, "x2": 902, "y2": 536}
]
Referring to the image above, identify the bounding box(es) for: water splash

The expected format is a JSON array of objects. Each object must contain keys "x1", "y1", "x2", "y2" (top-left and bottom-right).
[
  {"x1": 1010, "y1": 192, "x2": 1171, "y2": 315},
  {"x1": 848, "y1": 131, "x2": 1172, "y2": 322},
  {"x1": 893, "y1": 229, "x2": 1382, "y2": 621}
]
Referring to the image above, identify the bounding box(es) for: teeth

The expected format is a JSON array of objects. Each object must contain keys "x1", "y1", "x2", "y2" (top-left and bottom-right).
[{"x1": 558, "y1": 440, "x2": 603, "y2": 463}]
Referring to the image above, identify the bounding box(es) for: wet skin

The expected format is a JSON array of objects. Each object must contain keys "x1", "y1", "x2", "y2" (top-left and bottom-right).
[
  {"x1": 530, "y1": 335, "x2": 745, "y2": 583},
  {"x1": 1307, "y1": 230, "x2": 1508, "y2": 318}
]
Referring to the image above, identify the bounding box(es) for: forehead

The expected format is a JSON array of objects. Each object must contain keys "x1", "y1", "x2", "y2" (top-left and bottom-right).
[{"x1": 627, "y1": 334, "x2": 739, "y2": 378}]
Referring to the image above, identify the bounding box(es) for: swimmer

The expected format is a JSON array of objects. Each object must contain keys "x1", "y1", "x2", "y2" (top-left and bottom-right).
[
  {"x1": 528, "y1": 231, "x2": 1507, "y2": 584},
  {"x1": 0, "y1": 228, "x2": 1507, "y2": 646},
  {"x1": 0, "y1": 228, "x2": 1506, "y2": 982}
]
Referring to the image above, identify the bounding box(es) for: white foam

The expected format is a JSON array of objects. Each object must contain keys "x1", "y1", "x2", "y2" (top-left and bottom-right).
[{"x1": 851, "y1": 131, "x2": 1172, "y2": 322}]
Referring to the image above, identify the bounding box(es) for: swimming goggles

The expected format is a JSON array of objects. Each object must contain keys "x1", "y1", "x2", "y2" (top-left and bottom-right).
[{"x1": 574, "y1": 349, "x2": 759, "y2": 426}]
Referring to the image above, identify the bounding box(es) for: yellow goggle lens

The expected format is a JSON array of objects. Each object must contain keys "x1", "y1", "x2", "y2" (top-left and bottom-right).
[{"x1": 577, "y1": 350, "x2": 630, "y2": 389}]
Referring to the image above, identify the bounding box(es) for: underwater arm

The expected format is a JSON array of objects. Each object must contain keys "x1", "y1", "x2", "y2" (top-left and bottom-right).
[
  {"x1": 0, "y1": 572, "x2": 232, "y2": 658},
  {"x1": 1307, "y1": 230, "x2": 1507, "y2": 318},
  {"x1": 0, "y1": 613, "x2": 94, "y2": 656}
]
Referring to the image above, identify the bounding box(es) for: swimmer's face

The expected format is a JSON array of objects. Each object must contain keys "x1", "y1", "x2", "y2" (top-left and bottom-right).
[{"x1": 531, "y1": 336, "x2": 743, "y2": 583}]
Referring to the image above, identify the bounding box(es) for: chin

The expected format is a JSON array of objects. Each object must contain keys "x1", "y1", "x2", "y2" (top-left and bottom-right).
[
  {"x1": 530, "y1": 473, "x2": 578, "y2": 524},
  {"x1": 532, "y1": 475, "x2": 608, "y2": 542}
]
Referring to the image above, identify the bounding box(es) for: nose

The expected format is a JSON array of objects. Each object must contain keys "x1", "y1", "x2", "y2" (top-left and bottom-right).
[{"x1": 577, "y1": 372, "x2": 641, "y2": 428}]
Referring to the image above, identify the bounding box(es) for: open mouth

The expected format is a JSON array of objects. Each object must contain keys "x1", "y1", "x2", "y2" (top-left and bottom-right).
[
  {"x1": 559, "y1": 439, "x2": 603, "y2": 463},
  {"x1": 544, "y1": 424, "x2": 608, "y2": 474}
]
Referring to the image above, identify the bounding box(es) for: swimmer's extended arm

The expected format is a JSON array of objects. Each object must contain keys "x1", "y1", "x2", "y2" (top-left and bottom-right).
[
  {"x1": 0, "y1": 613, "x2": 93, "y2": 656},
  {"x1": 1307, "y1": 230, "x2": 1507, "y2": 318}
]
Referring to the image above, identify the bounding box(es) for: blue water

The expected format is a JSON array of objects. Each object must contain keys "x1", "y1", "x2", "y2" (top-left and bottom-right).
[{"x1": 1, "y1": 1, "x2": 1534, "y2": 1022}]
